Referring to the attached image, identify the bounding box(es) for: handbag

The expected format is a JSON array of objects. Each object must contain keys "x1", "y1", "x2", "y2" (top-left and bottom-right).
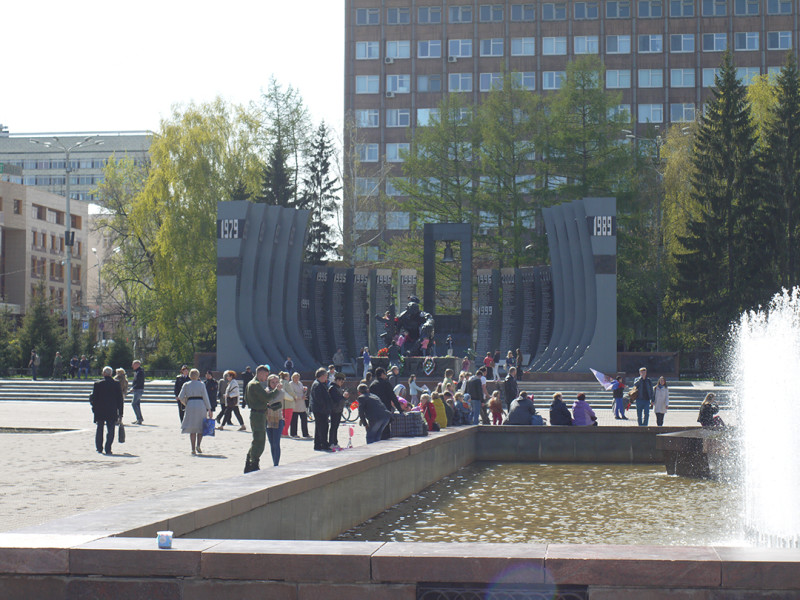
[
  {"x1": 118, "y1": 422, "x2": 126, "y2": 443},
  {"x1": 203, "y1": 418, "x2": 216, "y2": 437}
]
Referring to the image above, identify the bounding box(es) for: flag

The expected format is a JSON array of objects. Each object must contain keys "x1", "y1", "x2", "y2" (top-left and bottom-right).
[{"x1": 590, "y1": 368, "x2": 615, "y2": 391}]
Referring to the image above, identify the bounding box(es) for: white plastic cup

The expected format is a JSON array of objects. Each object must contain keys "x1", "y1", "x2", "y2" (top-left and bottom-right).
[{"x1": 157, "y1": 530, "x2": 173, "y2": 549}]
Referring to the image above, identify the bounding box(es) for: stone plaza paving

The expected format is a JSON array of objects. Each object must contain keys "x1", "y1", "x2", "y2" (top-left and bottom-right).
[{"x1": 0, "y1": 397, "x2": 728, "y2": 533}]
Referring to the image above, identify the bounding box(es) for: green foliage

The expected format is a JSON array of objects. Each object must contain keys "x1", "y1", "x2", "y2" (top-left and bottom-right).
[
  {"x1": 0, "y1": 311, "x2": 20, "y2": 376},
  {"x1": 258, "y1": 136, "x2": 296, "y2": 206},
  {"x1": 16, "y1": 283, "x2": 64, "y2": 377},
  {"x1": 106, "y1": 336, "x2": 134, "y2": 371},
  {"x1": 672, "y1": 52, "x2": 771, "y2": 346},
  {"x1": 298, "y1": 121, "x2": 341, "y2": 264}
]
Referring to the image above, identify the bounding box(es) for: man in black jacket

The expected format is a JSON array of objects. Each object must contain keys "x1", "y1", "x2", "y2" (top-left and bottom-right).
[
  {"x1": 240, "y1": 366, "x2": 254, "y2": 408},
  {"x1": 309, "y1": 367, "x2": 333, "y2": 451},
  {"x1": 465, "y1": 367, "x2": 489, "y2": 425},
  {"x1": 130, "y1": 360, "x2": 145, "y2": 425},
  {"x1": 328, "y1": 373, "x2": 349, "y2": 449},
  {"x1": 174, "y1": 365, "x2": 190, "y2": 424},
  {"x1": 369, "y1": 367, "x2": 403, "y2": 439},
  {"x1": 91, "y1": 366, "x2": 124, "y2": 454},
  {"x1": 503, "y1": 367, "x2": 518, "y2": 410}
]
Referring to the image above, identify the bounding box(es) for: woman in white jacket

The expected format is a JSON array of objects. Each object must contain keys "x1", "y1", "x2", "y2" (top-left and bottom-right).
[{"x1": 652, "y1": 376, "x2": 669, "y2": 427}]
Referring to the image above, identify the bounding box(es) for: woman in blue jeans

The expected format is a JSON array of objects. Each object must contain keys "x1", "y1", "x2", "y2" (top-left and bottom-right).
[{"x1": 265, "y1": 375, "x2": 285, "y2": 466}]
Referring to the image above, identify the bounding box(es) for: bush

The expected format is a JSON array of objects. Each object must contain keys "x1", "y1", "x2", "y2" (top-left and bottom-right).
[{"x1": 106, "y1": 337, "x2": 133, "y2": 372}]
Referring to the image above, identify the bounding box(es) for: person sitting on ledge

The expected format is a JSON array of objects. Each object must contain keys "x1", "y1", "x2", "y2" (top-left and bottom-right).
[
  {"x1": 505, "y1": 391, "x2": 538, "y2": 425},
  {"x1": 572, "y1": 392, "x2": 598, "y2": 426},
  {"x1": 419, "y1": 393, "x2": 438, "y2": 431},
  {"x1": 697, "y1": 393, "x2": 725, "y2": 429},
  {"x1": 549, "y1": 393, "x2": 573, "y2": 426}
]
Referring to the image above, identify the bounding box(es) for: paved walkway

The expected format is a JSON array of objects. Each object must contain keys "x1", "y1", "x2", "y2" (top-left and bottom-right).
[{"x1": 0, "y1": 400, "x2": 731, "y2": 532}]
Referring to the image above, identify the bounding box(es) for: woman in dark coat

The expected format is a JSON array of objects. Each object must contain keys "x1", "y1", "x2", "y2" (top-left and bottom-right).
[{"x1": 549, "y1": 392, "x2": 573, "y2": 426}]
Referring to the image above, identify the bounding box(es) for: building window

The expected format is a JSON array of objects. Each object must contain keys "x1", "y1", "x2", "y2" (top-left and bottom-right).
[
  {"x1": 386, "y1": 143, "x2": 410, "y2": 162},
  {"x1": 418, "y1": 6, "x2": 442, "y2": 23},
  {"x1": 543, "y1": 71, "x2": 566, "y2": 89},
  {"x1": 387, "y1": 7, "x2": 410, "y2": 24},
  {"x1": 607, "y1": 35, "x2": 631, "y2": 54},
  {"x1": 417, "y1": 108, "x2": 440, "y2": 125},
  {"x1": 355, "y1": 246, "x2": 380, "y2": 261},
  {"x1": 670, "y1": 103, "x2": 695, "y2": 122},
  {"x1": 449, "y1": 72, "x2": 473, "y2": 92},
  {"x1": 480, "y1": 72, "x2": 504, "y2": 91},
  {"x1": 767, "y1": 31, "x2": 792, "y2": 50},
  {"x1": 670, "y1": 0, "x2": 694, "y2": 16},
  {"x1": 703, "y1": 33, "x2": 727, "y2": 52},
  {"x1": 607, "y1": 1, "x2": 631, "y2": 17},
  {"x1": 543, "y1": 36, "x2": 567, "y2": 55},
  {"x1": 768, "y1": 0, "x2": 792, "y2": 14},
  {"x1": 574, "y1": 35, "x2": 599, "y2": 54},
  {"x1": 638, "y1": 69, "x2": 663, "y2": 88},
  {"x1": 607, "y1": 69, "x2": 631, "y2": 88},
  {"x1": 638, "y1": 0, "x2": 663, "y2": 17},
  {"x1": 386, "y1": 179, "x2": 408, "y2": 196},
  {"x1": 418, "y1": 40, "x2": 442, "y2": 58},
  {"x1": 355, "y1": 211, "x2": 379, "y2": 230},
  {"x1": 638, "y1": 34, "x2": 663, "y2": 53},
  {"x1": 356, "y1": 8, "x2": 379, "y2": 25},
  {"x1": 386, "y1": 211, "x2": 411, "y2": 230},
  {"x1": 356, "y1": 76, "x2": 379, "y2": 94},
  {"x1": 480, "y1": 4, "x2": 504, "y2": 21},
  {"x1": 386, "y1": 74, "x2": 411, "y2": 93},
  {"x1": 670, "y1": 68, "x2": 696, "y2": 87},
  {"x1": 670, "y1": 34, "x2": 695, "y2": 53},
  {"x1": 768, "y1": 66, "x2": 782, "y2": 78},
  {"x1": 386, "y1": 41, "x2": 410, "y2": 59},
  {"x1": 609, "y1": 104, "x2": 632, "y2": 121},
  {"x1": 542, "y1": 3, "x2": 567, "y2": 20},
  {"x1": 511, "y1": 37, "x2": 536, "y2": 56},
  {"x1": 449, "y1": 5, "x2": 473, "y2": 22},
  {"x1": 702, "y1": 68, "x2": 721, "y2": 87},
  {"x1": 356, "y1": 41, "x2": 379, "y2": 60},
  {"x1": 480, "y1": 38, "x2": 504, "y2": 56},
  {"x1": 449, "y1": 39, "x2": 473, "y2": 58},
  {"x1": 387, "y1": 109, "x2": 411, "y2": 128},
  {"x1": 574, "y1": 2, "x2": 599, "y2": 19},
  {"x1": 511, "y1": 72, "x2": 536, "y2": 90},
  {"x1": 702, "y1": 0, "x2": 726, "y2": 15},
  {"x1": 735, "y1": 0, "x2": 760, "y2": 15},
  {"x1": 638, "y1": 104, "x2": 664, "y2": 123},
  {"x1": 737, "y1": 67, "x2": 761, "y2": 84},
  {"x1": 510, "y1": 4, "x2": 536, "y2": 21},
  {"x1": 735, "y1": 32, "x2": 759, "y2": 51},
  {"x1": 418, "y1": 74, "x2": 442, "y2": 92},
  {"x1": 355, "y1": 109, "x2": 379, "y2": 128},
  {"x1": 606, "y1": 70, "x2": 632, "y2": 89},
  {"x1": 356, "y1": 144, "x2": 379, "y2": 163},
  {"x1": 355, "y1": 178, "x2": 380, "y2": 197}
]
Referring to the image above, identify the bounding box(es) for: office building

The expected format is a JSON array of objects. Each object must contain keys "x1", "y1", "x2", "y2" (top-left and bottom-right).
[
  {"x1": 344, "y1": 0, "x2": 799, "y2": 260},
  {"x1": 0, "y1": 181, "x2": 89, "y2": 318}
]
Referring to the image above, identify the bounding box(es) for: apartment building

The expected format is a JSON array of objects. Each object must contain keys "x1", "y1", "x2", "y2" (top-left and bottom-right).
[
  {"x1": 0, "y1": 128, "x2": 151, "y2": 202},
  {"x1": 344, "y1": 0, "x2": 800, "y2": 259},
  {"x1": 0, "y1": 181, "x2": 89, "y2": 318}
]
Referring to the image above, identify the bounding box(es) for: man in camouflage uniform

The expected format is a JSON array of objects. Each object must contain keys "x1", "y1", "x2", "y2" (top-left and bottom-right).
[{"x1": 244, "y1": 365, "x2": 282, "y2": 473}]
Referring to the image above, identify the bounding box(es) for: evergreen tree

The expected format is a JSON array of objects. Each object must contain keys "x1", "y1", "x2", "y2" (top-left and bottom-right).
[
  {"x1": 17, "y1": 282, "x2": 64, "y2": 377},
  {"x1": 763, "y1": 53, "x2": 800, "y2": 287},
  {"x1": 673, "y1": 52, "x2": 768, "y2": 345},
  {"x1": 257, "y1": 136, "x2": 296, "y2": 207},
  {"x1": 298, "y1": 121, "x2": 341, "y2": 264},
  {"x1": 0, "y1": 310, "x2": 20, "y2": 377}
]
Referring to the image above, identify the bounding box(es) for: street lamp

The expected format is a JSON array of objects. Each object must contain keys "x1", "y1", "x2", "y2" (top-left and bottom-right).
[{"x1": 29, "y1": 136, "x2": 104, "y2": 334}]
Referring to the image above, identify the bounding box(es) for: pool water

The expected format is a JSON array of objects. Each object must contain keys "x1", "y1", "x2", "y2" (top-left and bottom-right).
[{"x1": 339, "y1": 462, "x2": 744, "y2": 546}]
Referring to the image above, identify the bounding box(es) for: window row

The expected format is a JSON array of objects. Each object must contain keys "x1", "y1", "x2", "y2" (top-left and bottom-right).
[
  {"x1": 356, "y1": 0, "x2": 792, "y2": 25},
  {"x1": 357, "y1": 32, "x2": 791, "y2": 61},
  {"x1": 354, "y1": 211, "x2": 412, "y2": 231},
  {"x1": 607, "y1": 66, "x2": 767, "y2": 88},
  {"x1": 357, "y1": 71, "x2": 566, "y2": 94}
]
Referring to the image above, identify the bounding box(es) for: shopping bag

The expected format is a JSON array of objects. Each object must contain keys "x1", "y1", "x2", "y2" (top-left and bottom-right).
[
  {"x1": 203, "y1": 418, "x2": 216, "y2": 437},
  {"x1": 118, "y1": 422, "x2": 126, "y2": 443}
]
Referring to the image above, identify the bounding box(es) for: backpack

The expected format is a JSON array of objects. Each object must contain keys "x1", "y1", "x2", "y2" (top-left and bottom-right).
[
  {"x1": 530, "y1": 413, "x2": 545, "y2": 426},
  {"x1": 33, "y1": 354, "x2": 41, "y2": 367}
]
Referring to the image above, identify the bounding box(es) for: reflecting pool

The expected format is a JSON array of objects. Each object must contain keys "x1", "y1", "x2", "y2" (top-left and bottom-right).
[{"x1": 339, "y1": 462, "x2": 743, "y2": 546}]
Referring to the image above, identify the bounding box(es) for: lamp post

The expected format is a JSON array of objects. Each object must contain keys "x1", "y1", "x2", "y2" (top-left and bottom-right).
[{"x1": 29, "y1": 136, "x2": 103, "y2": 333}]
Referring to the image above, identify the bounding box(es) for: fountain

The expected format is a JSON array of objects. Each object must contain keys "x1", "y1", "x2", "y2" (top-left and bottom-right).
[{"x1": 734, "y1": 287, "x2": 800, "y2": 548}]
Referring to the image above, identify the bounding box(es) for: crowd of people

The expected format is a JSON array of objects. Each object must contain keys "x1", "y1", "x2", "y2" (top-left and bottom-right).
[{"x1": 84, "y1": 353, "x2": 721, "y2": 463}]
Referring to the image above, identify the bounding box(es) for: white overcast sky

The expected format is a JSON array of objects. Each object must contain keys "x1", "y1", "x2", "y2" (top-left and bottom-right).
[{"x1": 2, "y1": 1, "x2": 344, "y2": 138}]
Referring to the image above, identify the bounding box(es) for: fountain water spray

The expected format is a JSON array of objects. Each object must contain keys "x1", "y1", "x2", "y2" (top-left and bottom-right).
[{"x1": 734, "y1": 287, "x2": 800, "y2": 548}]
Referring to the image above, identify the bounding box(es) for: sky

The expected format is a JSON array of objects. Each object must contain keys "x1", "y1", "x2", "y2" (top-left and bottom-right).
[{"x1": 2, "y1": 1, "x2": 345, "y2": 138}]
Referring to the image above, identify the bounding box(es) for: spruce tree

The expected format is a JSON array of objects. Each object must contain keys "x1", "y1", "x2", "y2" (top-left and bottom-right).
[
  {"x1": 764, "y1": 54, "x2": 800, "y2": 287},
  {"x1": 17, "y1": 282, "x2": 64, "y2": 377},
  {"x1": 298, "y1": 122, "x2": 341, "y2": 264},
  {"x1": 673, "y1": 51, "x2": 766, "y2": 344},
  {"x1": 257, "y1": 136, "x2": 296, "y2": 207}
]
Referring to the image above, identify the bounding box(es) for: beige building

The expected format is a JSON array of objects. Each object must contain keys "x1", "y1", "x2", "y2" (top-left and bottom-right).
[{"x1": 0, "y1": 181, "x2": 89, "y2": 319}]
